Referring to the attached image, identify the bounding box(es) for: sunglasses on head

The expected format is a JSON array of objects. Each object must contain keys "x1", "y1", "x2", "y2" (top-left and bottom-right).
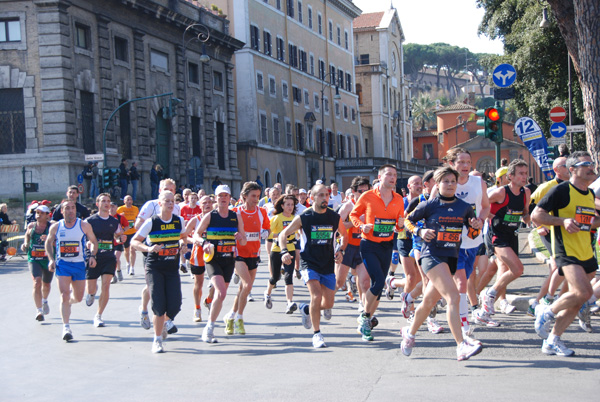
[{"x1": 573, "y1": 161, "x2": 595, "y2": 168}]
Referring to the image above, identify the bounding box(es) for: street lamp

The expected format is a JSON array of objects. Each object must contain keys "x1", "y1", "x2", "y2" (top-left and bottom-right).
[
  {"x1": 182, "y1": 23, "x2": 211, "y2": 188},
  {"x1": 319, "y1": 72, "x2": 341, "y2": 183},
  {"x1": 393, "y1": 97, "x2": 412, "y2": 188}
]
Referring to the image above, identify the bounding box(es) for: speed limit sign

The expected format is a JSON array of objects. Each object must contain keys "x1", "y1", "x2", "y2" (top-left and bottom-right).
[{"x1": 77, "y1": 184, "x2": 84, "y2": 194}]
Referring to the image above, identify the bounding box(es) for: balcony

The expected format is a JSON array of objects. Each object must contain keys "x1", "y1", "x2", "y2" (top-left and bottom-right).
[{"x1": 335, "y1": 157, "x2": 427, "y2": 174}]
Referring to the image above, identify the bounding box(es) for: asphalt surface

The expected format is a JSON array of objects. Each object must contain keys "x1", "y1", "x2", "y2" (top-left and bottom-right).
[{"x1": 2, "y1": 232, "x2": 599, "y2": 401}]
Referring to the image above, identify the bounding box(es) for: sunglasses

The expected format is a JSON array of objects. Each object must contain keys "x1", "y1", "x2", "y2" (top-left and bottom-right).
[
  {"x1": 573, "y1": 161, "x2": 595, "y2": 168},
  {"x1": 357, "y1": 189, "x2": 366, "y2": 194}
]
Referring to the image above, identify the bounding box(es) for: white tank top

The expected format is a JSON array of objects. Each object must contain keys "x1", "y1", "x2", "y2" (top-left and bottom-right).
[
  {"x1": 56, "y1": 218, "x2": 86, "y2": 263},
  {"x1": 455, "y1": 175, "x2": 483, "y2": 248}
]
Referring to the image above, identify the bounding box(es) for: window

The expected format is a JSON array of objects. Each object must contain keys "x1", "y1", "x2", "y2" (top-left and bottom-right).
[
  {"x1": 351, "y1": 108, "x2": 356, "y2": 122},
  {"x1": 354, "y1": 137, "x2": 359, "y2": 157},
  {"x1": 307, "y1": 123, "x2": 314, "y2": 149},
  {"x1": 257, "y1": 72, "x2": 264, "y2": 93},
  {"x1": 314, "y1": 94, "x2": 320, "y2": 111},
  {"x1": 324, "y1": 97, "x2": 329, "y2": 113},
  {"x1": 213, "y1": 71, "x2": 223, "y2": 91},
  {"x1": 327, "y1": 131, "x2": 334, "y2": 157},
  {"x1": 282, "y1": 81, "x2": 288, "y2": 100},
  {"x1": 347, "y1": 135, "x2": 352, "y2": 157},
  {"x1": 0, "y1": 88, "x2": 25, "y2": 154},
  {"x1": 328, "y1": 20, "x2": 333, "y2": 40},
  {"x1": 188, "y1": 62, "x2": 199, "y2": 84},
  {"x1": 260, "y1": 112, "x2": 268, "y2": 143},
  {"x1": 303, "y1": 89, "x2": 309, "y2": 107},
  {"x1": 0, "y1": 19, "x2": 21, "y2": 42},
  {"x1": 317, "y1": 128, "x2": 324, "y2": 155},
  {"x1": 287, "y1": 0, "x2": 294, "y2": 18},
  {"x1": 269, "y1": 77, "x2": 276, "y2": 96},
  {"x1": 150, "y1": 49, "x2": 168, "y2": 71},
  {"x1": 382, "y1": 84, "x2": 387, "y2": 108},
  {"x1": 329, "y1": 65, "x2": 336, "y2": 85},
  {"x1": 299, "y1": 50, "x2": 307, "y2": 72},
  {"x1": 317, "y1": 13, "x2": 322, "y2": 35},
  {"x1": 276, "y1": 0, "x2": 281, "y2": 10},
  {"x1": 359, "y1": 54, "x2": 369, "y2": 64},
  {"x1": 292, "y1": 86, "x2": 301, "y2": 104},
  {"x1": 288, "y1": 43, "x2": 298, "y2": 67},
  {"x1": 276, "y1": 37, "x2": 285, "y2": 61},
  {"x1": 191, "y1": 116, "x2": 201, "y2": 157},
  {"x1": 346, "y1": 72, "x2": 352, "y2": 92},
  {"x1": 309, "y1": 54, "x2": 314, "y2": 75},
  {"x1": 356, "y1": 84, "x2": 363, "y2": 105},
  {"x1": 423, "y1": 143, "x2": 434, "y2": 160},
  {"x1": 263, "y1": 30, "x2": 272, "y2": 56},
  {"x1": 273, "y1": 116, "x2": 280, "y2": 145},
  {"x1": 365, "y1": 138, "x2": 369, "y2": 154},
  {"x1": 344, "y1": 30, "x2": 349, "y2": 50},
  {"x1": 335, "y1": 101, "x2": 340, "y2": 118},
  {"x1": 296, "y1": 122, "x2": 304, "y2": 151},
  {"x1": 338, "y1": 68, "x2": 343, "y2": 89},
  {"x1": 298, "y1": 1, "x2": 303, "y2": 23},
  {"x1": 250, "y1": 25, "x2": 260, "y2": 51},
  {"x1": 337, "y1": 26, "x2": 341, "y2": 46},
  {"x1": 114, "y1": 36, "x2": 128, "y2": 62},
  {"x1": 308, "y1": 7, "x2": 313, "y2": 29},
  {"x1": 343, "y1": 105, "x2": 348, "y2": 120},
  {"x1": 285, "y1": 120, "x2": 292, "y2": 148},
  {"x1": 318, "y1": 60, "x2": 325, "y2": 80},
  {"x1": 81, "y1": 91, "x2": 95, "y2": 154},
  {"x1": 75, "y1": 23, "x2": 91, "y2": 49}
]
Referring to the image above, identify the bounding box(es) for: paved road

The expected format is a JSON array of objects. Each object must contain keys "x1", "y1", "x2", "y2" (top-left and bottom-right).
[{"x1": 2, "y1": 234, "x2": 598, "y2": 401}]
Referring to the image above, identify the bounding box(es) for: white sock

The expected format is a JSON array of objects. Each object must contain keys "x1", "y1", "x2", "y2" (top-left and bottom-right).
[
  {"x1": 154, "y1": 335, "x2": 161, "y2": 341},
  {"x1": 487, "y1": 288, "x2": 497, "y2": 297},
  {"x1": 459, "y1": 293, "x2": 470, "y2": 332},
  {"x1": 235, "y1": 313, "x2": 243, "y2": 320},
  {"x1": 42, "y1": 298, "x2": 48, "y2": 304},
  {"x1": 547, "y1": 333, "x2": 559, "y2": 344},
  {"x1": 406, "y1": 293, "x2": 414, "y2": 304},
  {"x1": 207, "y1": 321, "x2": 215, "y2": 328}
]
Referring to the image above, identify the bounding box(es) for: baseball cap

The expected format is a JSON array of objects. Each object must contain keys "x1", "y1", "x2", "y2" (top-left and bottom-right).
[
  {"x1": 299, "y1": 188, "x2": 307, "y2": 194},
  {"x1": 215, "y1": 184, "x2": 231, "y2": 195},
  {"x1": 315, "y1": 180, "x2": 323, "y2": 185},
  {"x1": 40, "y1": 200, "x2": 52, "y2": 206},
  {"x1": 36, "y1": 205, "x2": 51, "y2": 213},
  {"x1": 495, "y1": 167, "x2": 508, "y2": 178}
]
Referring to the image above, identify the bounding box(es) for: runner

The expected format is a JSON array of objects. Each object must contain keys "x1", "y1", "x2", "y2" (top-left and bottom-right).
[
  {"x1": 194, "y1": 185, "x2": 246, "y2": 343},
  {"x1": 45, "y1": 200, "x2": 98, "y2": 341},
  {"x1": 109, "y1": 202, "x2": 129, "y2": 283},
  {"x1": 478, "y1": 159, "x2": 531, "y2": 325},
  {"x1": 116, "y1": 195, "x2": 139, "y2": 275},
  {"x1": 278, "y1": 184, "x2": 347, "y2": 348},
  {"x1": 350, "y1": 164, "x2": 404, "y2": 341},
  {"x1": 85, "y1": 194, "x2": 126, "y2": 327},
  {"x1": 180, "y1": 192, "x2": 202, "y2": 273},
  {"x1": 401, "y1": 167, "x2": 483, "y2": 361},
  {"x1": 51, "y1": 185, "x2": 90, "y2": 221},
  {"x1": 224, "y1": 182, "x2": 270, "y2": 335},
  {"x1": 328, "y1": 181, "x2": 344, "y2": 210},
  {"x1": 532, "y1": 151, "x2": 597, "y2": 356},
  {"x1": 131, "y1": 191, "x2": 185, "y2": 353},
  {"x1": 21, "y1": 205, "x2": 52, "y2": 321}
]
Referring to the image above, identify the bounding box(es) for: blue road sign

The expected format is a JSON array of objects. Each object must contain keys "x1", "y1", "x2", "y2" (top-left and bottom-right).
[
  {"x1": 77, "y1": 174, "x2": 84, "y2": 184},
  {"x1": 550, "y1": 122, "x2": 567, "y2": 138},
  {"x1": 493, "y1": 64, "x2": 517, "y2": 88}
]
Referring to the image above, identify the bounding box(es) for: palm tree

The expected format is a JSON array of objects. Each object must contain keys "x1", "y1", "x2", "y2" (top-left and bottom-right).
[{"x1": 411, "y1": 95, "x2": 436, "y2": 130}]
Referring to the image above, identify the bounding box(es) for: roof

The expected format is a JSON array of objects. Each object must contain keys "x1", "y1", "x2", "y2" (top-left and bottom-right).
[
  {"x1": 413, "y1": 130, "x2": 438, "y2": 138},
  {"x1": 436, "y1": 102, "x2": 476, "y2": 113},
  {"x1": 456, "y1": 135, "x2": 527, "y2": 151},
  {"x1": 353, "y1": 12, "x2": 385, "y2": 29}
]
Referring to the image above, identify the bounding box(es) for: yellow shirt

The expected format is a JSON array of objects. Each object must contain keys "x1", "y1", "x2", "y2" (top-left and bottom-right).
[
  {"x1": 116, "y1": 205, "x2": 139, "y2": 235},
  {"x1": 270, "y1": 214, "x2": 295, "y2": 253}
]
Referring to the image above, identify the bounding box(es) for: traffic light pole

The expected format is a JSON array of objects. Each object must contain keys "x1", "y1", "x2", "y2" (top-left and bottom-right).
[
  {"x1": 495, "y1": 142, "x2": 502, "y2": 169},
  {"x1": 102, "y1": 92, "x2": 173, "y2": 170}
]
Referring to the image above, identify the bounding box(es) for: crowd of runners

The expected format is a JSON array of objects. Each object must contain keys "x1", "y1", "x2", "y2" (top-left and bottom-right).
[{"x1": 20, "y1": 148, "x2": 600, "y2": 360}]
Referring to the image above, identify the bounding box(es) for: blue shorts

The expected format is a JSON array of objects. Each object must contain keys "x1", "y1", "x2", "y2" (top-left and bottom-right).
[
  {"x1": 457, "y1": 247, "x2": 478, "y2": 279},
  {"x1": 301, "y1": 268, "x2": 336, "y2": 291},
  {"x1": 56, "y1": 260, "x2": 86, "y2": 281}
]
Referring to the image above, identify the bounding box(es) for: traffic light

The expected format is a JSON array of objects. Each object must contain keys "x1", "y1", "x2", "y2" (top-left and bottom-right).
[
  {"x1": 547, "y1": 146, "x2": 559, "y2": 159},
  {"x1": 110, "y1": 168, "x2": 119, "y2": 188},
  {"x1": 476, "y1": 106, "x2": 503, "y2": 143},
  {"x1": 102, "y1": 168, "x2": 111, "y2": 189},
  {"x1": 161, "y1": 98, "x2": 183, "y2": 119}
]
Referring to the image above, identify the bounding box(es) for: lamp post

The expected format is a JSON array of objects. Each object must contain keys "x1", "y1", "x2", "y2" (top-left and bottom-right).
[
  {"x1": 393, "y1": 97, "x2": 412, "y2": 188},
  {"x1": 319, "y1": 72, "x2": 341, "y2": 183},
  {"x1": 182, "y1": 23, "x2": 211, "y2": 188}
]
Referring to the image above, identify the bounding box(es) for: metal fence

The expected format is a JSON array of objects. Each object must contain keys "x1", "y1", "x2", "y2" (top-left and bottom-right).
[{"x1": 0, "y1": 224, "x2": 26, "y2": 262}]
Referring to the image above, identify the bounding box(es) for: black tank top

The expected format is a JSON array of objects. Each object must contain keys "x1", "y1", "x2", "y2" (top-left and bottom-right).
[
  {"x1": 491, "y1": 185, "x2": 525, "y2": 236},
  {"x1": 86, "y1": 214, "x2": 120, "y2": 262},
  {"x1": 205, "y1": 209, "x2": 238, "y2": 259},
  {"x1": 299, "y1": 208, "x2": 340, "y2": 274},
  {"x1": 145, "y1": 215, "x2": 183, "y2": 270}
]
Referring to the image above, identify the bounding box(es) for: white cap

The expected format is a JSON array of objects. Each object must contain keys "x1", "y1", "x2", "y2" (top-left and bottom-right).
[
  {"x1": 299, "y1": 188, "x2": 307, "y2": 194},
  {"x1": 315, "y1": 180, "x2": 323, "y2": 185},
  {"x1": 36, "y1": 205, "x2": 51, "y2": 213},
  {"x1": 215, "y1": 184, "x2": 231, "y2": 196}
]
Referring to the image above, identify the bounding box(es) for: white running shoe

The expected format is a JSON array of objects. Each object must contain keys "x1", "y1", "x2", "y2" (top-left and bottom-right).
[
  {"x1": 42, "y1": 301, "x2": 50, "y2": 315},
  {"x1": 139, "y1": 306, "x2": 151, "y2": 330},
  {"x1": 286, "y1": 302, "x2": 298, "y2": 314},
  {"x1": 247, "y1": 293, "x2": 255, "y2": 302},
  {"x1": 534, "y1": 305, "x2": 554, "y2": 338},
  {"x1": 300, "y1": 303, "x2": 312, "y2": 329},
  {"x1": 457, "y1": 340, "x2": 482, "y2": 361},
  {"x1": 202, "y1": 325, "x2": 217, "y2": 343},
  {"x1": 193, "y1": 308, "x2": 202, "y2": 323},
  {"x1": 463, "y1": 335, "x2": 482, "y2": 347},
  {"x1": 542, "y1": 338, "x2": 574, "y2": 357},
  {"x1": 474, "y1": 309, "x2": 500, "y2": 327},
  {"x1": 400, "y1": 326, "x2": 415, "y2": 356},
  {"x1": 152, "y1": 338, "x2": 164, "y2": 353},
  {"x1": 426, "y1": 316, "x2": 444, "y2": 334},
  {"x1": 62, "y1": 327, "x2": 73, "y2": 342},
  {"x1": 264, "y1": 291, "x2": 273, "y2": 309},
  {"x1": 85, "y1": 293, "x2": 95, "y2": 307},
  {"x1": 385, "y1": 276, "x2": 396, "y2": 300},
  {"x1": 233, "y1": 273, "x2": 240, "y2": 285},
  {"x1": 322, "y1": 308, "x2": 332, "y2": 320},
  {"x1": 94, "y1": 314, "x2": 105, "y2": 327},
  {"x1": 312, "y1": 332, "x2": 326, "y2": 348},
  {"x1": 482, "y1": 291, "x2": 496, "y2": 315},
  {"x1": 499, "y1": 299, "x2": 516, "y2": 315}
]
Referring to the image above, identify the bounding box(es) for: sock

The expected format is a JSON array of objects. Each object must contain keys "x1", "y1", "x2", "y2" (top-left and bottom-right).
[
  {"x1": 487, "y1": 288, "x2": 497, "y2": 297},
  {"x1": 42, "y1": 298, "x2": 48, "y2": 304},
  {"x1": 235, "y1": 313, "x2": 243, "y2": 320},
  {"x1": 207, "y1": 321, "x2": 215, "y2": 328},
  {"x1": 471, "y1": 303, "x2": 479, "y2": 311},
  {"x1": 314, "y1": 330, "x2": 320, "y2": 335},
  {"x1": 547, "y1": 309, "x2": 556, "y2": 318},
  {"x1": 154, "y1": 335, "x2": 161, "y2": 341},
  {"x1": 532, "y1": 300, "x2": 539, "y2": 308},
  {"x1": 547, "y1": 333, "x2": 559, "y2": 345},
  {"x1": 195, "y1": 305, "x2": 201, "y2": 310},
  {"x1": 406, "y1": 293, "x2": 414, "y2": 304},
  {"x1": 459, "y1": 293, "x2": 469, "y2": 331},
  {"x1": 63, "y1": 323, "x2": 70, "y2": 329},
  {"x1": 545, "y1": 293, "x2": 554, "y2": 300},
  {"x1": 37, "y1": 307, "x2": 43, "y2": 313}
]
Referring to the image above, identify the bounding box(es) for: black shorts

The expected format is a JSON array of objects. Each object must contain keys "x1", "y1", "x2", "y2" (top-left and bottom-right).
[
  {"x1": 190, "y1": 264, "x2": 206, "y2": 276},
  {"x1": 420, "y1": 255, "x2": 458, "y2": 275},
  {"x1": 397, "y1": 237, "x2": 413, "y2": 258},
  {"x1": 206, "y1": 258, "x2": 236, "y2": 283},
  {"x1": 124, "y1": 233, "x2": 134, "y2": 248},
  {"x1": 146, "y1": 266, "x2": 181, "y2": 319},
  {"x1": 492, "y1": 232, "x2": 519, "y2": 255},
  {"x1": 484, "y1": 229, "x2": 495, "y2": 257},
  {"x1": 114, "y1": 243, "x2": 124, "y2": 252},
  {"x1": 476, "y1": 242, "x2": 486, "y2": 257},
  {"x1": 341, "y1": 244, "x2": 363, "y2": 269},
  {"x1": 556, "y1": 255, "x2": 598, "y2": 276},
  {"x1": 235, "y1": 256, "x2": 260, "y2": 270},
  {"x1": 29, "y1": 261, "x2": 54, "y2": 283},
  {"x1": 86, "y1": 258, "x2": 116, "y2": 280}
]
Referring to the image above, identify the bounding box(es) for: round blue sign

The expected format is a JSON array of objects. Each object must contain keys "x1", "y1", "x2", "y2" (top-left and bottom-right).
[
  {"x1": 492, "y1": 64, "x2": 517, "y2": 88},
  {"x1": 77, "y1": 174, "x2": 84, "y2": 184},
  {"x1": 550, "y1": 122, "x2": 567, "y2": 138}
]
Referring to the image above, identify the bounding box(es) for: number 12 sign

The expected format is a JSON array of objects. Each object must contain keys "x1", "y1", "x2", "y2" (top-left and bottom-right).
[{"x1": 514, "y1": 117, "x2": 554, "y2": 180}]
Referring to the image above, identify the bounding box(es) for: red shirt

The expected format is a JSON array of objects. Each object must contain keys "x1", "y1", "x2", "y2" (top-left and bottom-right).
[
  {"x1": 234, "y1": 206, "x2": 270, "y2": 258},
  {"x1": 181, "y1": 205, "x2": 202, "y2": 223},
  {"x1": 349, "y1": 187, "x2": 404, "y2": 243}
]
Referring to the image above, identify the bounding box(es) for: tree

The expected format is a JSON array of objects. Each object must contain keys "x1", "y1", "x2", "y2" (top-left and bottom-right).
[{"x1": 411, "y1": 95, "x2": 436, "y2": 131}]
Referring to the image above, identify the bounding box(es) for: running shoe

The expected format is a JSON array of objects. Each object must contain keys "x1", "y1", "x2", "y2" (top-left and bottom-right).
[
  {"x1": 193, "y1": 308, "x2": 202, "y2": 323},
  {"x1": 233, "y1": 273, "x2": 240, "y2": 285},
  {"x1": 348, "y1": 276, "x2": 358, "y2": 295},
  {"x1": 345, "y1": 290, "x2": 356, "y2": 303},
  {"x1": 540, "y1": 295, "x2": 554, "y2": 305},
  {"x1": 116, "y1": 270, "x2": 124, "y2": 282},
  {"x1": 482, "y1": 291, "x2": 496, "y2": 315},
  {"x1": 400, "y1": 326, "x2": 415, "y2": 356},
  {"x1": 62, "y1": 327, "x2": 73, "y2": 342},
  {"x1": 357, "y1": 314, "x2": 373, "y2": 341},
  {"x1": 385, "y1": 276, "x2": 396, "y2": 300},
  {"x1": 437, "y1": 297, "x2": 447, "y2": 312},
  {"x1": 300, "y1": 303, "x2": 312, "y2": 329},
  {"x1": 94, "y1": 314, "x2": 105, "y2": 327},
  {"x1": 111, "y1": 275, "x2": 117, "y2": 284},
  {"x1": 499, "y1": 299, "x2": 516, "y2": 315},
  {"x1": 152, "y1": 338, "x2": 164, "y2": 353},
  {"x1": 370, "y1": 316, "x2": 379, "y2": 329},
  {"x1": 202, "y1": 325, "x2": 217, "y2": 343},
  {"x1": 527, "y1": 300, "x2": 537, "y2": 318},
  {"x1": 234, "y1": 319, "x2": 246, "y2": 335},
  {"x1": 264, "y1": 292, "x2": 273, "y2": 309},
  {"x1": 139, "y1": 306, "x2": 151, "y2": 330},
  {"x1": 323, "y1": 308, "x2": 332, "y2": 320},
  {"x1": 474, "y1": 309, "x2": 500, "y2": 327},
  {"x1": 126, "y1": 263, "x2": 131, "y2": 275},
  {"x1": 247, "y1": 293, "x2": 255, "y2": 302},
  {"x1": 357, "y1": 300, "x2": 364, "y2": 313},
  {"x1": 407, "y1": 310, "x2": 415, "y2": 324},
  {"x1": 130, "y1": 266, "x2": 135, "y2": 276},
  {"x1": 426, "y1": 316, "x2": 444, "y2": 334},
  {"x1": 398, "y1": 292, "x2": 412, "y2": 318},
  {"x1": 312, "y1": 332, "x2": 326, "y2": 348},
  {"x1": 42, "y1": 301, "x2": 50, "y2": 315},
  {"x1": 429, "y1": 305, "x2": 437, "y2": 318},
  {"x1": 534, "y1": 305, "x2": 554, "y2": 338},
  {"x1": 457, "y1": 340, "x2": 482, "y2": 361},
  {"x1": 286, "y1": 302, "x2": 297, "y2": 314},
  {"x1": 577, "y1": 302, "x2": 592, "y2": 333},
  {"x1": 165, "y1": 320, "x2": 178, "y2": 334},
  {"x1": 86, "y1": 293, "x2": 95, "y2": 307},
  {"x1": 203, "y1": 297, "x2": 212, "y2": 311},
  {"x1": 463, "y1": 335, "x2": 482, "y2": 347},
  {"x1": 542, "y1": 338, "x2": 574, "y2": 357},
  {"x1": 36, "y1": 310, "x2": 44, "y2": 322},
  {"x1": 224, "y1": 317, "x2": 234, "y2": 335},
  {"x1": 180, "y1": 264, "x2": 188, "y2": 274}
]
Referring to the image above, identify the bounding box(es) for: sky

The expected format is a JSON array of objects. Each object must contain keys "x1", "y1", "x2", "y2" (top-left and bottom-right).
[{"x1": 353, "y1": 0, "x2": 504, "y2": 55}]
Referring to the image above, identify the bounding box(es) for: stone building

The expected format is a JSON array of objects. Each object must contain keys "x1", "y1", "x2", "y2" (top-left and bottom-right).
[{"x1": 0, "y1": 0, "x2": 243, "y2": 199}]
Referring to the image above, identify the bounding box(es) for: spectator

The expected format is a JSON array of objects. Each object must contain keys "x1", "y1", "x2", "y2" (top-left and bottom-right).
[
  {"x1": 129, "y1": 161, "x2": 140, "y2": 201},
  {"x1": 0, "y1": 203, "x2": 14, "y2": 261},
  {"x1": 90, "y1": 162, "x2": 99, "y2": 199},
  {"x1": 119, "y1": 158, "x2": 129, "y2": 199},
  {"x1": 256, "y1": 175, "x2": 264, "y2": 189},
  {"x1": 558, "y1": 143, "x2": 570, "y2": 157},
  {"x1": 525, "y1": 177, "x2": 538, "y2": 194},
  {"x1": 82, "y1": 162, "x2": 94, "y2": 199},
  {"x1": 211, "y1": 175, "x2": 222, "y2": 192},
  {"x1": 150, "y1": 164, "x2": 162, "y2": 199}
]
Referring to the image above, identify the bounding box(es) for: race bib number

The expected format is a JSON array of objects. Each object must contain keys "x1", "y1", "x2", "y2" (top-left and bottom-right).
[
  {"x1": 436, "y1": 227, "x2": 461, "y2": 248},
  {"x1": 98, "y1": 240, "x2": 113, "y2": 253},
  {"x1": 575, "y1": 206, "x2": 594, "y2": 232},
  {"x1": 216, "y1": 240, "x2": 236, "y2": 256},
  {"x1": 310, "y1": 225, "x2": 333, "y2": 245},
  {"x1": 246, "y1": 232, "x2": 260, "y2": 241},
  {"x1": 503, "y1": 209, "x2": 523, "y2": 227},
  {"x1": 158, "y1": 245, "x2": 180, "y2": 257},
  {"x1": 128, "y1": 220, "x2": 135, "y2": 229},
  {"x1": 31, "y1": 244, "x2": 47, "y2": 260},
  {"x1": 373, "y1": 218, "x2": 395, "y2": 238},
  {"x1": 59, "y1": 241, "x2": 80, "y2": 257}
]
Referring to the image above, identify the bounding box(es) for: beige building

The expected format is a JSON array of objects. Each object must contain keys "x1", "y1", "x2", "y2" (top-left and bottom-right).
[{"x1": 212, "y1": 0, "x2": 362, "y2": 189}]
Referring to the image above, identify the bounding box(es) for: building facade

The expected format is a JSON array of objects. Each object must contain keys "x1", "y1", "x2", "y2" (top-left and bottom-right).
[
  {"x1": 213, "y1": 0, "x2": 362, "y2": 189},
  {"x1": 0, "y1": 0, "x2": 243, "y2": 198}
]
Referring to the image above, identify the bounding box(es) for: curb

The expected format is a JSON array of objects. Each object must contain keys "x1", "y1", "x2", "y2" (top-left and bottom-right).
[{"x1": 527, "y1": 231, "x2": 550, "y2": 265}]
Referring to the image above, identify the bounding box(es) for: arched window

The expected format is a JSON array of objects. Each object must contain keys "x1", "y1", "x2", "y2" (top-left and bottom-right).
[
  {"x1": 264, "y1": 170, "x2": 271, "y2": 188},
  {"x1": 276, "y1": 171, "x2": 282, "y2": 185}
]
